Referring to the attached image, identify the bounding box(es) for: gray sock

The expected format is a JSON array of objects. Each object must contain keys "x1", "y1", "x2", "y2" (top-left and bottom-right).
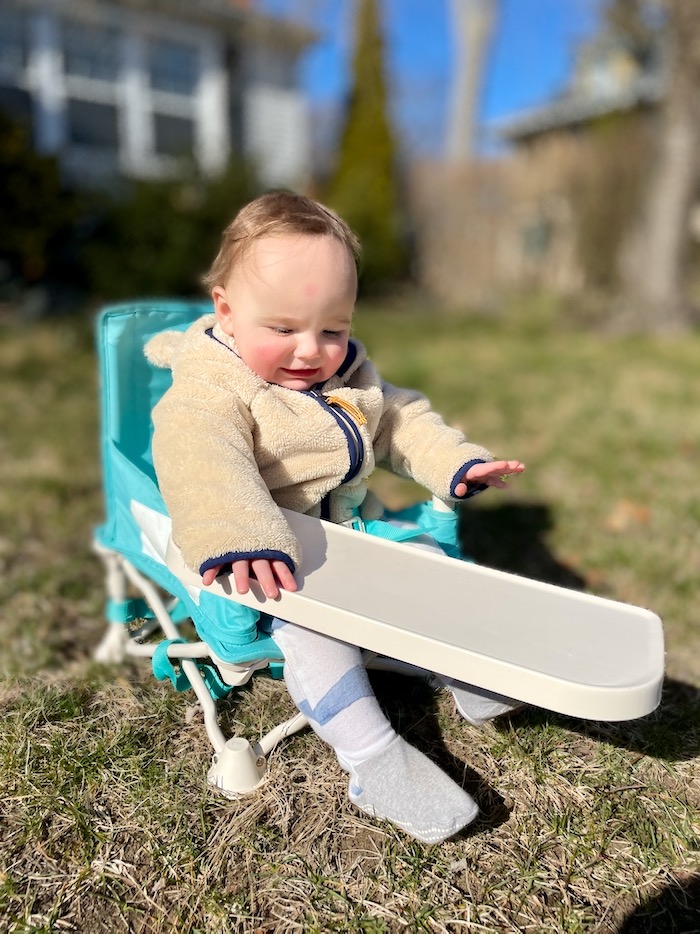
[
  {"x1": 433, "y1": 675, "x2": 524, "y2": 726},
  {"x1": 347, "y1": 735, "x2": 478, "y2": 844}
]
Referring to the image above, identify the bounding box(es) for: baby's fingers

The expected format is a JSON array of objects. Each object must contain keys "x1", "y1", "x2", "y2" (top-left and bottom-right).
[
  {"x1": 484, "y1": 460, "x2": 525, "y2": 484},
  {"x1": 231, "y1": 560, "x2": 253, "y2": 595},
  {"x1": 272, "y1": 560, "x2": 298, "y2": 593},
  {"x1": 250, "y1": 559, "x2": 280, "y2": 599},
  {"x1": 499, "y1": 459, "x2": 525, "y2": 475}
]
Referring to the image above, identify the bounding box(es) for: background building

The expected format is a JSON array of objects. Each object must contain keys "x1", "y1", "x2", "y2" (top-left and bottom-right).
[
  {"x1": 0, "y1": 0, "x2": 314, "y2": 188},
  {"x1": 412, "y1": 27, "x2": 669, "y2": 310}
]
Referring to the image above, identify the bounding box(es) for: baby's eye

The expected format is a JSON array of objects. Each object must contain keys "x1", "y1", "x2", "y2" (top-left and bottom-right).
[
  {"x1": 272, "y1": 327, "x2": 293, "y2": 335},
  {"x1": 323, "y1": 329, "x2": 343, "y2": 337}
]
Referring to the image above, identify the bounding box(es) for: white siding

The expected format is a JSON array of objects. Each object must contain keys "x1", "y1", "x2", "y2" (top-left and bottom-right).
[
  {"x1": 243, "y1": 84, "x2": 310, "y2": 188},
  {"x1": 0, "y1": 0, "x2": 313, "y2": 189},
  {"x1": 195, "y1": 38, "x2": 229, "y2": 176},
  {"x1": 26, "y1": 9, "x2": 65, "y2": 153}
]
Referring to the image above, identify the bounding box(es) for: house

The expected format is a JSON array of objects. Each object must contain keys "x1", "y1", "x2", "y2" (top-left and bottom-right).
[
  {"x1": 412, "y1": 29, "x2": 667, "y2": 310},
  {"x1": 497, "y1": 32, "x2": 664, "y2": 145},
  {"x1": 0, "y1": 0, "x2": 315, "y2": 189}
]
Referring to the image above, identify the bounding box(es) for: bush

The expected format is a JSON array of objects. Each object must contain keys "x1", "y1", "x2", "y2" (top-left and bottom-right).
[
  {"x1": 84, "y1": 159, "x2": 260, "y2": 301},
  {"x1": 0, "y1": 111, "x2": 79, "y2": 285}
]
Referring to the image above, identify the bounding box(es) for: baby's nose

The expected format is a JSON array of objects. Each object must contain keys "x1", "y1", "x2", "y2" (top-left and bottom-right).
[{"x1": 297, "y1": 334, "x2": 321, "y2": 360}]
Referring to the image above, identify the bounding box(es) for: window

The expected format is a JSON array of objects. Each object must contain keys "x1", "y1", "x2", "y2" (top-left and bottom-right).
[
  {"x1": 0, "y1": 6, "x2": 25, "y2": 80},
  {"x1": 67, "y1": 99, "x2": 119, "y2": 149},
  {"x1": 62, "y1": 20, "x2": 120, "y2": 82},
  {"x1": 153, "y1": 113, "x2": 194, "y2": 157},
  {"x1": 149, "y1": 40, "x2": 198, "y2": 96},
  {"x1": 521, "y1": 217, "x2": 552, "y2": 259}
]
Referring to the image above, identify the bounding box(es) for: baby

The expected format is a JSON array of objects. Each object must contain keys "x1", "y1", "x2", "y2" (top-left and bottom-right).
[{"x1": 146, "y1": 191, "x2": 524, "y2": 843}]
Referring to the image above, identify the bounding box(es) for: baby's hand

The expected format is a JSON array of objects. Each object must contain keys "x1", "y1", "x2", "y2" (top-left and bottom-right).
[
  {"x1": 453, "y1": 459, "x2": 525, "y2": 498},
  {"x1": 202, "y1": 559, "x2": 297, "y2": 598}
]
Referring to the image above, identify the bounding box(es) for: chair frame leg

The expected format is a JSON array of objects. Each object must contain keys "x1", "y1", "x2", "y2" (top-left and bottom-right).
[{"x1": 93, "y1": 540, "x2": 309, "y2": 795}]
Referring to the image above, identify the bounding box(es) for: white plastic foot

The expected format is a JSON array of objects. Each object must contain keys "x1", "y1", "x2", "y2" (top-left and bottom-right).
[
  {"x1": 210, "y1": 652, "x2": 273, "y2": 687},
  {"x1": 207, "y1": 738, "x2": 267, "y2": 798},
  {"x1": 94, "y1": 624, "x2": 130, "y2": 664}
]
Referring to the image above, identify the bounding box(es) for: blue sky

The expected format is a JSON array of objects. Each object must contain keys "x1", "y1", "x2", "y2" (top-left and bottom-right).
[{"x1": 260, "y1": 0, "x2": 604, "y2": 156}]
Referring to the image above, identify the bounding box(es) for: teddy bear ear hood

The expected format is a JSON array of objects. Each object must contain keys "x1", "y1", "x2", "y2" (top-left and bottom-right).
[{"x1": 144, "y1": 330, "x2": 184, "y2": 369}]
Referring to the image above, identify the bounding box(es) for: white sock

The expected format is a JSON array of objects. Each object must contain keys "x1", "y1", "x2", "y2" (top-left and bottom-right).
[
  {"x1": 270, "y1": 620, "x2": 396, "y2": 767},
  {"x1": 271, "y1": 621, "x2": 480, "y2": 842},
  {"x1": 432, "y1": 674, "x2": 524, "y2": 726},
  {"x1": 349, "y1": 735, "x2": 478, "y2": 843}
]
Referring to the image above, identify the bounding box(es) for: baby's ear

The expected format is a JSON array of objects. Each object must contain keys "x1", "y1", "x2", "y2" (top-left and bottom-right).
[
  {"x1": 212, "y1": 286, "x2": 234, "y2": 333},
  {"x1": 144, "y1": 331, "x2": 183, "y2": 368}
]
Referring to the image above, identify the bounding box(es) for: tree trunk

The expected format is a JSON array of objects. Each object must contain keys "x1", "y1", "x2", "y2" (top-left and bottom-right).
[
  {"x1": 616, "y1": 0, "x2": 700, "y2": 333},
  {"x1": 446, "y1": 0, "x2": 498, "y2": 162}
]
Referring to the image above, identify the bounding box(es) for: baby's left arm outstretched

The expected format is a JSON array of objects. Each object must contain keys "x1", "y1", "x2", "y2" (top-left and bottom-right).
[{"x1": 452, "y1": 459, "x2": 525, "y2": 498}]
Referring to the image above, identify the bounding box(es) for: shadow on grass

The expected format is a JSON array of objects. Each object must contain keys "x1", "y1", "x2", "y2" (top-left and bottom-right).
[
  {"x1": 369, "y1": 671, "x2": 700, "y2": 845},
  {"x1": 458, "y1": 501, "x2": 700, "y2": 762},
  {"x1": 615, "y1": 872, "x2": 700, "y2": 933},
  {"x1": 524, "y1": 679, "x2": 700, "y2": 763},
  {"x1": 458, "y1": 500, "x2": 587, "y2": 590}
]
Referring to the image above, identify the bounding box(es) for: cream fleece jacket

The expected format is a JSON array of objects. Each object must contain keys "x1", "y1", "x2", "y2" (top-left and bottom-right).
[{"x1": 145, "y1": 314, "x2": 493, "y2": 577}]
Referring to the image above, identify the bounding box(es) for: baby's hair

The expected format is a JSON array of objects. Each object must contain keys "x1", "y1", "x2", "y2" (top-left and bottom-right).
[{"x1": 202, "y1": 190, "x2": 361, "y2": 291}]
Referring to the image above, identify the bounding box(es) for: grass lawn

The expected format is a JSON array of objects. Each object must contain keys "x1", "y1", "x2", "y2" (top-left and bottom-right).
[{"x1": 0, "y1": 300, "x2": 698, "y2": 933}]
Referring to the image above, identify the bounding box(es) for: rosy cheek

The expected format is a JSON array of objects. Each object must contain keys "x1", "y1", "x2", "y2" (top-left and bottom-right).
[
  {"x1": 254, "y1": 340, "x2": 288, "y2": 367},
  {"x1": 326, "y1": 344, "x2": 347, "y2": 373},
  {"x1": 256, "y1": 343, "x2": 278, "y2": 361},
  {"x1": 235, "y1": 336, "x2": 284, "y2": 379}
]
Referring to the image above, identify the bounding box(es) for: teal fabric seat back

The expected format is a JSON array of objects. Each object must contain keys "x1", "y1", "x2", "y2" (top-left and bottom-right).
[
  {"x1": 94, "y1": 299, "x2": 282, "y2": 670},
  {"x1": 95, "y1": 300, "x2": 208, "y2": 570},
  {"x1": 99, "y1": 301, "x2": 208, "y2": 482}
]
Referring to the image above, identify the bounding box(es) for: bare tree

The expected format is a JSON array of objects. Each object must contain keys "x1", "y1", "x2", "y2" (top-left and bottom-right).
[
  {"x1": 446, "y1": 0, "x2": 498, "y2": 162},
  {"x1": 617, "y1": 0, "x2": 700, "y2": 332}
]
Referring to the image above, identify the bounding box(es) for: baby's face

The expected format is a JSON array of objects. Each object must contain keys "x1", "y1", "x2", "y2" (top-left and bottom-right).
[{"x1": 213, "y1": 234, "x2": 356, "y2": 390}]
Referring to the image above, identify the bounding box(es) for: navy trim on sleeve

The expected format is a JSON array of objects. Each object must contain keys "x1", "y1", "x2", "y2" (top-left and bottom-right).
[
  {"x1": 199, "y1": 550, "x2": 296, "y2": 578},
  {"x1": 450, "y1": 459, "x2": 489, "y2": 499}
]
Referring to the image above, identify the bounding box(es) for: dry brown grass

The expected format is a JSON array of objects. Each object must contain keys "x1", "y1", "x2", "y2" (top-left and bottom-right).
[{"x1": 1, "y1": 307, "x2": 699, "y2": 933}]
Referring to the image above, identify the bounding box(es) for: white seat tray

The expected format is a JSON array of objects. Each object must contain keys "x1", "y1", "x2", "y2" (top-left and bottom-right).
[{"x1": 166, "y1": 507, "x2": 664, "y2": 722}]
